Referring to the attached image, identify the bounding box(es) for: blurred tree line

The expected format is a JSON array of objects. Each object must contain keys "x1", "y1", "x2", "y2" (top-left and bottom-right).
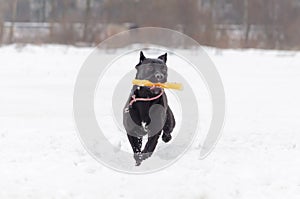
[{"x1": 0, "y1": 0, "x2": 300, "y2": 49}]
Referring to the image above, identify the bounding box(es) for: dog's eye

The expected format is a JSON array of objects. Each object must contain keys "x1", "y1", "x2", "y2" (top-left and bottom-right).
[{"x1": 145, "y1": 66, "x2": 153, "y2": 72}]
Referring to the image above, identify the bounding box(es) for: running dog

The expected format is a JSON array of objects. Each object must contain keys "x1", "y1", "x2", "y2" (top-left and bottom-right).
[{"x1": 123, "y1": 51, "x2": 175, "y2": 166}]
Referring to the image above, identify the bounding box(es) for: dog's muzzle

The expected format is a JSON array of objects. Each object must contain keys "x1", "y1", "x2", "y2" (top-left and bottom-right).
[{"x1": 155, "y1": 72, "x2": 165, "y2": 81}]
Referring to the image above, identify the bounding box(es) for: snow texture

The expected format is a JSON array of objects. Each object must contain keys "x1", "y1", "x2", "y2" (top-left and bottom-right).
[{"x1": 0, "y1": 45, "x2": 300, "y2": 198}]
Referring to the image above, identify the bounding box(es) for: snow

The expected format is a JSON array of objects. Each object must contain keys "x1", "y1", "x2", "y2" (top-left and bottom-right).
[{"x1": 0, "y1": 45, "x2": 300, "y2": 198}]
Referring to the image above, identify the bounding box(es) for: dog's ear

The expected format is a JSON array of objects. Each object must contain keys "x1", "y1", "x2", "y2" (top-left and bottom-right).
[
  {"x1": 158, "y1": 53, "x2": 167, "y2": 63},
  {"x1": 140, "y1": 51, "x2": 146, "y2": 63}
]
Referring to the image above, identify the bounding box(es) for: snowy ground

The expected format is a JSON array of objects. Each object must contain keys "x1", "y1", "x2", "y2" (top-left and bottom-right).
[{"x1": 0, "y1": 45, "x2": 300, "y2": 198}]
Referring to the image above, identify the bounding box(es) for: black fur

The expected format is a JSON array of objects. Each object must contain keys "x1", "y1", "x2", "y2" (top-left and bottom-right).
[{"x1": 123, "y1": 51, "x2": 176, "y2": 166}]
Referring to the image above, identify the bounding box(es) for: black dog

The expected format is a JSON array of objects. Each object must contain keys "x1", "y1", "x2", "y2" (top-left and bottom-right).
[{"x1": 123, "y1": 51, "x2": 176, "y2": 166}]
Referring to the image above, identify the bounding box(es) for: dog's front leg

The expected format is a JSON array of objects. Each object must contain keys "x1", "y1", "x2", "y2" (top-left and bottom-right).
[
  {"x1": 139, "y1": 104, "x2": 166, "y2": 161},
  {"x1": 141, "y1": 130, "x2": 162, "y2": 160},
  {"x1": 127, "y1": 133, "x2": 142, "y2": 153},
  {"x1": 126, "y1": 133, "x2": 144, "y2": 166}
]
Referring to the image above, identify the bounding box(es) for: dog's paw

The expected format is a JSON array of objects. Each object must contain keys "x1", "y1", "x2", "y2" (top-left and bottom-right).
[
  {"x1": 135, "y1": 161, "x2": 141, "y2": 166},
  {"x1": 141, "y1": 152, "x2": 152, "y2": 160},
  {"x1": 162, "y1": 133, "x2": 172, "y2": 143},
  {"x1": 134, "y1": 153, "x2": 143, "y2": 166}
]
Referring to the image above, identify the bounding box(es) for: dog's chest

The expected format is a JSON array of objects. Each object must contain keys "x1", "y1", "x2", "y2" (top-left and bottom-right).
[{"x1": 141, "y1": 121, "x2": 148, "y2": 132}]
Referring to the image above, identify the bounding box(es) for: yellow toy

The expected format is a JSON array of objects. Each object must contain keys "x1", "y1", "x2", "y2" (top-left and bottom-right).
[{"x1": 132, "y1": 79, "x2": 183, "y2": 90}]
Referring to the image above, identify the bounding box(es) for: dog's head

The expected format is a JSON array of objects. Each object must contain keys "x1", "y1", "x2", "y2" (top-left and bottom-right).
[
  {"x1": 134, "y1": 51, "x2": 168, "y2": 94},
  {"x1": 135, "y1": 51, "x2": 168, "y2": 84}
]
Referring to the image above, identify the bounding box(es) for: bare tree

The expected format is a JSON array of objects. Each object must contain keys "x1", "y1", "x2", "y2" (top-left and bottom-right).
[
  {"x1": 49, "y1": 0, "x2": 57, "y2": 42},
  {"x1": 243, "y1": 0, "x2": 250, "y2": 47},
  {"x1": 83, "y1": 0, "x2": 91, "y2": 42},
  {"x1": 205, "y1": 0, "x2": 216, "y2": 46},
  {"x1": 0, "y1": 0, "x2": 5, "y2": 44},
  {"x1": 41, "y1": 0, "x2": 47, "y2": 22},
  {"x1": 9, "y1": 0, "x2": 18, "y2": 43}
]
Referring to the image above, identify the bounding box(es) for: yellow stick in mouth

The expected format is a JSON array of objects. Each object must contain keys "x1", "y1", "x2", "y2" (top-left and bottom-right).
[{"x1": 132, "y1": 79, "x2": 183, "y2": 90}]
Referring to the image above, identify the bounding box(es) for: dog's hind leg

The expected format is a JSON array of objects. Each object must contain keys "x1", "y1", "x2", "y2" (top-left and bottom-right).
[{"x1": 162, "y1": 106, "x2": 176, "y2": 143}]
